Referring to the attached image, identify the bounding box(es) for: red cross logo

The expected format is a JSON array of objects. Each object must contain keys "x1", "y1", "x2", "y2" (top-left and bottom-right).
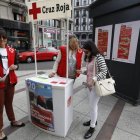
[{"x1": 29, "y1": 3, "x2": 41, "y2": 20}]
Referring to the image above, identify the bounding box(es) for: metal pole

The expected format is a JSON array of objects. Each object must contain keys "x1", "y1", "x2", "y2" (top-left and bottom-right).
[
  {"x1": 66, "y1": 18, "x2": 69, "y2": 82},
  {"x1": 32, "y1": 22, "x2": 38, "y2": 76}
]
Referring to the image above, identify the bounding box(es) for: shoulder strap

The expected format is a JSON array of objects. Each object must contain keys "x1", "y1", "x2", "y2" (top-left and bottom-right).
[
  {"x1": 93, "y1": 57, "x2": 96, "y2": 77},
  {"x1": 93, "y1": 56, "x2": 112, "y2": 79}
]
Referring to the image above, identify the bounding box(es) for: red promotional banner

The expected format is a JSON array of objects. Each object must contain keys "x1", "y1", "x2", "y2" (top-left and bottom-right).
[
  {"x1": 97, "y1": 29, "x2": 108, "y2": 56},
  {"x1": 117, "y1": 25, "x2": 132, "y2": 59}
]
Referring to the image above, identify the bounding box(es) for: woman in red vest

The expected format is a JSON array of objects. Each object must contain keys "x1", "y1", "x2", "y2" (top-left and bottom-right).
[
  {"x1": 0, "y1": 28, "x2": 25, "y2": 140},
  {"x1": 49, "y1": 35, "x2": 84, "y2": 79}
]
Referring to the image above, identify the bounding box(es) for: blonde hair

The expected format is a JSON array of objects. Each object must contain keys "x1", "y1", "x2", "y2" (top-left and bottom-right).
[{"x1": 69, "y1": 37, "x2": 79, "y2": 50}]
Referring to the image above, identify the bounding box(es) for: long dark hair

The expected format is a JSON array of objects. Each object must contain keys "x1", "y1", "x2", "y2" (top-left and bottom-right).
[{"x1": 83, "y1": 40, "x2": 100, "y2": 62}]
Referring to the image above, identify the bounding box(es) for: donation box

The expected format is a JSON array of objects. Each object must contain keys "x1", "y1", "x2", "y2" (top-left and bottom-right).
[{"x1": 25, "y1": 75, "x2": 74, "y2": 137}]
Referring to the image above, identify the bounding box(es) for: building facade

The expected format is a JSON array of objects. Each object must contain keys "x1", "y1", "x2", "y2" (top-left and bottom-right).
[
  {"x1": 73, "y1": 0, "x2": 95, "y2": 45},
  {"x1": 0, "y1": 0, "x2": 74, "y2": 51},
  {"x1": 0, "y1": 0, "x2": 31, "y2": 52},
  {"x1": 36, "y1": 19, "x2": 73, "y2": 49}
]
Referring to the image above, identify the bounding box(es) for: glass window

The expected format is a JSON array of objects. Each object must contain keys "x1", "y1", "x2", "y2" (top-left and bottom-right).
[
  {"x1": 38, "y1": 48, "x2": 47, "y2": 52},
  {"x1": 83, "y1": 10, "x2": 86, "y2": 16},
  {"x1": 89, "y1": 34, "x2": 93, "y2": 39},
  {"x1": 90, "y1": 25, "x2": 93, "y2": 30},
  {"x1": 82, "y1": 34, "x2": 86, "y2": 39},
  {"x1": 47, "y1": 47, "x2": 57, "y2": 52},
  {"x1": 83, "y1": 18, "x2": 86, "y2": 22},
  {"x1": 76, "y1": 11, "x2": 79, "y2": 17},
  {"x1": 76, "y1": 19, "x2": 79, "y2": 25},
  {"x1": 83, "y1": 26, "x2": 85, "y2": 31},
  {"x1": 76, "y1": 2, "x2": 79, "y2": 6},
  {"x1": 83, "y1": 0, "x2": 86, "y2": 5}
]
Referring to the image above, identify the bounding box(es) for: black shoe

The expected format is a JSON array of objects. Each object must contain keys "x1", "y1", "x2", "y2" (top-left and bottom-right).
[
  {"x1": 11, "y1": 121, "x2": 25, "y2": 127},
  {"x1": 1, "y1": 136, "x2": 7, "y2": 140},
  {"x1": 84, "y1": 127, "x2": 95, "y2": 139},
  {"x1": 0, "y1": 136, "x2": 7, "y2": 140},
  {"x1": 83, "y1": 120, "x2": 97, "y2": 126}
]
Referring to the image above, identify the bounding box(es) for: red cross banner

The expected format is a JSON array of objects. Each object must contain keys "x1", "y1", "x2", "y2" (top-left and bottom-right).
[{"x1": 26, "y1": 0, "x2": 72, "y2": 21}]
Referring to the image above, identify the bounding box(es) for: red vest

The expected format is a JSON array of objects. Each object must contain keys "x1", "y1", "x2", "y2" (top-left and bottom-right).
[
  {"x1": 57, "y1": 46, "x2": 83, "y2": 77},
  {"x1": 0, "y1": 46, "x2": 17, "y2": 88}
]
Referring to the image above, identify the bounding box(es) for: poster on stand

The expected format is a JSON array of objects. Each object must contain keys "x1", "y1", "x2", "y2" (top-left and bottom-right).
[
  {"x1": 112, "y1": 20, "x2": 140, "y2": 64},
  {"x1": 95, "y1": 25, "x2": 112, "y2": 59},
  {"x1": 26, "y1": 80, "x2": 54, "y2": 132}
]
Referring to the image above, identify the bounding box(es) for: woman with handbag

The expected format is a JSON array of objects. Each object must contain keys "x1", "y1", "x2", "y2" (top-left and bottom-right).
[{"x1": 82, "y1": 40, "x2": 107, "y2": 139}]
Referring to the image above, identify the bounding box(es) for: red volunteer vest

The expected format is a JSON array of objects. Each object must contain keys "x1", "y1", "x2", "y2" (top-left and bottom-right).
[
  {"x1": 57, "y1": 46, "x2": 83, "y2": 77},
  {"x1": 0, "y1": 46, "x2": 17, "y2": 88}
]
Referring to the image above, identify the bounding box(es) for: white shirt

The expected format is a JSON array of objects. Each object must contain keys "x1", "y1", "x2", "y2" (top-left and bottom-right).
[{"x1": 0, "y1": 48, "x2": 8, "y2": 74}]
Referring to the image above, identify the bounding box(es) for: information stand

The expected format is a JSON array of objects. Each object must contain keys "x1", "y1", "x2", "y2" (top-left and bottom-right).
[{"x1": 26, "y1": 76, "x2": 74, "y2": 137}]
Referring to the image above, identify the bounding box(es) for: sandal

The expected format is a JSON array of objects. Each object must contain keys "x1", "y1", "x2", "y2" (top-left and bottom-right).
[
  {"x1": 11, "y1": 121, "x2": 25, "y2": 127},
  {"x1": 0, "y1": 130, "x2": 7, "y2": 140}
]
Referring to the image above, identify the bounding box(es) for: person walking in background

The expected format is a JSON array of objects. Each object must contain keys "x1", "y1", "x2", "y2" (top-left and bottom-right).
[
  {"x1": 49, "y1": 35, "x2": 84, "y2": 80},
  {"x1": 82, "y1": 40, "x2": 107, "y2": 139},
  {"x1": 0, "y1": 28, "x2": 25, "y2": 140}
]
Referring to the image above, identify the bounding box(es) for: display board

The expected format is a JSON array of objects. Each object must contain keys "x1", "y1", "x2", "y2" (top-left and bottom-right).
[
  {"x1": 95, "y1": 25, "x2": 112, "y2": 59},
  {"x1": 112, "y1": 20, "x2": 140, "y2": 64}
]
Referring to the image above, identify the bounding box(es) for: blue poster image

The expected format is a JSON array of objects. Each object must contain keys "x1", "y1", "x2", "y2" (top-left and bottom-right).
[{"x1": 26, "y1": 80, "x2": 54, "y2": 132}]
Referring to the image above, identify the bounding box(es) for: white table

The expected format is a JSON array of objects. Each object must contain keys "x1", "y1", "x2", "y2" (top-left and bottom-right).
[{"x1": 26, "y1": 75, "x2": 74, "y2": 137}]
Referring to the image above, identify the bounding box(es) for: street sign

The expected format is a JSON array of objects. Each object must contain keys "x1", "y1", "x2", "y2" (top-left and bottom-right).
[{"x1": 26, "y1": 0, "x2": 72, "y2": 21}]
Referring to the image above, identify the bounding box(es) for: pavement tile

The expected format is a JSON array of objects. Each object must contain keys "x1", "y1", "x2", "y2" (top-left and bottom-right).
[
  {"x1": 116, "y1": 110, "x2": 140, "y2": 136},
  {"x1": 123, "y1": 103, "x2": 140, "y2": 115},
  {"x1": 34, "y1": 132, "x2": 72, "y2": 140},
  {"x1": 8, "y1": 123, "x2": 42, "y2": 140},
  {"x1": 111, "y1": 128, "x2": 140, "y2": 140},
  {"x1": 74, "y1": 97, "x2": 89, "y2": 116}
]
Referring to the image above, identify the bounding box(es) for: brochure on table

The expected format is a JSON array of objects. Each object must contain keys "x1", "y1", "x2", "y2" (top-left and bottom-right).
[{"x1": 26, "y1": 75, "x2": 74, "y2": 137}]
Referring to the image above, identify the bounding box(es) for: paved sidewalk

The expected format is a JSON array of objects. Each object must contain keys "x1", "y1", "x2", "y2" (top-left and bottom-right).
[{"x1": 3, "y1": 70, "x2": 140, "y2": 140}]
